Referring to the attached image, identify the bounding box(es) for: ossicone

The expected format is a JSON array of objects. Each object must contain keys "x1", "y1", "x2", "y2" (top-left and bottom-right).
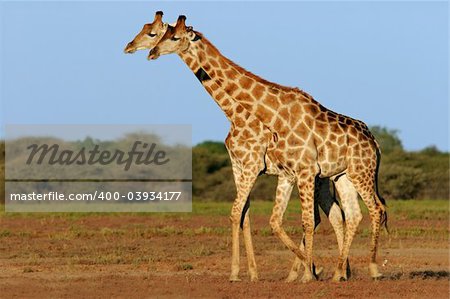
[{"x1": 154, "y1": 11, "x2": 164, "y2": 22}]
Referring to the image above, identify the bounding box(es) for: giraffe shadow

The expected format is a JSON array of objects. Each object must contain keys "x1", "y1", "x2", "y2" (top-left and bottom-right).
[{"x1": 382, "y1": 270, "x2": 450, "y2": 281}]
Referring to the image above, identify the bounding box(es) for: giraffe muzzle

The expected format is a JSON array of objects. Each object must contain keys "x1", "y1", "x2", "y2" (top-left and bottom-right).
[
  {"x1": 124, "y1": 42, "x2": 137, "y2": 54},
  {"x1": 148, "y1": 48, "x2": 160, "y2": 60}
]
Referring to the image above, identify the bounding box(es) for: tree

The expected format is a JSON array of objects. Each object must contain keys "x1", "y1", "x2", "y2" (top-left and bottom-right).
[{"x1": 370, "y1": 126, "x2": 403, "y2": 154}]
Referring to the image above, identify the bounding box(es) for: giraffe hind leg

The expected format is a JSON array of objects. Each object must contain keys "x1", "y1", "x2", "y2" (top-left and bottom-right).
[
  {"x1": 332, "y1": 174, "x2": 362, "y2": 282},
  {"x1": 270, "y1": 175, "x2": 313, "y2": 280},
  {"x1": 286, "y1": 177, "x2": 327, "y2": 282}
]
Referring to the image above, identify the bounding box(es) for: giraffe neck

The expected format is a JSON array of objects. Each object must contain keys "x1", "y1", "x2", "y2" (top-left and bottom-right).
[
  {"x1": 179, "y1": 33, "x2": 318, "y2": 131},
  {"x1": 178, "y1": 46, "x2": 241, "y2": 123}
]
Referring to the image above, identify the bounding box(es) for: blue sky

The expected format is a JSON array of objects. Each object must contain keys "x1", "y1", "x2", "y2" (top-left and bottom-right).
[{"x1": 1, "y1": 1, "x2": 448, "y2": 151}]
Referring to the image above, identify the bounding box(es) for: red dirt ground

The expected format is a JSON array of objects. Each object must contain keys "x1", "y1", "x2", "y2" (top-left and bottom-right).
[{"x1": 1, "y1": 213, "x2": 449, "y2": 298}]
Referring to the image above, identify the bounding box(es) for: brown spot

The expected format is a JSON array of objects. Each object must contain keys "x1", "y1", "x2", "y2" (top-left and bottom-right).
[
  {"x1": 289, "y1": 103, "x2": 302, "y2": 116},
  {"x1": 234, "y1": 116, "x2": 245, "y2": 127},
  {"x1": 239, "y1": 76, "x2": 254, "y2": 90},
  {"x1": 216, "y1": 91, "x2": 225, "y2": 100},
  {"x1": 274, "y1": 118, "x2": 283, "y2": 131},
  {"x1": 242, "y1": 129, "x2": 252, "y2": 139},
  {"x1": 315, "y1": 122, "x2": 327, "y2": 136},
  {"x1": 255, "y1": 105, "x2": 274, "y2": 124},
  {"x1": 280, "y1": 92, "x2": 295, "y2": 104},
  {"x1": 348, "y1": 135, "x2": 357, "y2": 145},
  {"x1": 252, "y1": 84, "x2": 265, "y2": 99},
  {"x1": 329, "y1": 134, "x2": 337, "y2": 142},
  {"x1": 225, "y1": 69, "x2": 239, "y2": 80},
  {"x1": 235, "y1": 91, "x2": 251, "y2": 103},
  {"x1": 222, "y1": 98, "x2": 231, "y2": 107},
  {"x1": 316, "y1": 112, "x2": 326, "y2": 122},
  {"x1": 185, "y1": 57, "x2": 193, "y2": 66},
  {"x1": 224, "y1": 82, "x2": 239, "y2": 96},
  {"x1": 219, "y1": 58, "x2": 230, "y2": 70},
  {"x1": 295, "y1": 123, "x2": 309, "y2": 138},
  {"x1": 203, "y1": 63, "x2": 211, "y2": 72},
  {"x1": 279, "y1": 108, "x2": 289, "y2": 121},
  {"x1": 252, "y1": 123, "x2": 261, "y2": 134},
  {"x1": 216, "y1": 70, "x2": 224, "y2": 78},
  {"x1": 198, "y1": 51, "x2": 206, "y2": 63},
  {"x1": 209, "y1": 58, "x2": 219, "y2": 68},
  {"x1": 206, "y1": 45, "x2": 216, "y2": 56},
  {"x1": 304, "y1": 104, "x2": 319, "y2": 116},
  {"x1": 265, "y1": 94, "x2": 280, "y2": 111},
  {"x1": 236, "y1": 105, "x2": 244, "y2": 113},
  {"x1": 210, "y1": 83, "x2": 219, "y2": 92}
]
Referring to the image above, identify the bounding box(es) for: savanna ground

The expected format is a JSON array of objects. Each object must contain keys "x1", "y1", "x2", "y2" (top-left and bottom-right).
[{"x1": 0, "y1": 199, "x2": 449, "y2": 298}]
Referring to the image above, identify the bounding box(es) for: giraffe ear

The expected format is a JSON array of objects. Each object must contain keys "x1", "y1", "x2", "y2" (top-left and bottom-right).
[{"x1": 187, "y1": 31, "x2": 196, "y2": 40}]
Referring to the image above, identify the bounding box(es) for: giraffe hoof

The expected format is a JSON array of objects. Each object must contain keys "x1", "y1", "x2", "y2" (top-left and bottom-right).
[
  {"x1": 229, "y1": 275, "x2": 241, "y2": 282},
  {"x1": 285, "y1": 272, "x2": 299, "y2": 283},
  {"x1": 331, "y1": 275, "x2": 347, "y2": 282},
  {"x1": 332, "y1": 271, "x2": 347, "y2": 282},
  {"x1": 249, "y1": 275, "x2": 259, "y2": 282},
  {"x1": 369, "y1": 263, "x2": 383, "y2": 279},
  {"x1": 300, "y1": 273, "x2": 315, "y2": 283}
]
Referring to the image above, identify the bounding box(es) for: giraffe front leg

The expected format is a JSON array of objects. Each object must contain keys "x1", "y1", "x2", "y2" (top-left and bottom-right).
[
  {"x1": 242, "y1": 212, "x2": 258, "y2": 281},
  {"x1": 229, "y1": 200, "x2": 241, "y2": 282},
  {"x1": 229, "y1": 169, "x2": 259, "y2": 282},
  {"x1": 297, "y1": 173, "x2": 316, "y2": 283}
]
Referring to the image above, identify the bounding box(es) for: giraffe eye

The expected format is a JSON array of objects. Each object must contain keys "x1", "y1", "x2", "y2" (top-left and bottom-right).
[
  {"x1": 147, "y1": 33, "x2": 157, "y2": 38},
  {"x1": 171, "y1": 36, "x2": 180, "y2": 41}
]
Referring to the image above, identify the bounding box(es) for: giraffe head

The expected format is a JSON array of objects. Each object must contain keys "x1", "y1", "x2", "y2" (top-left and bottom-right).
[
  {"x1": 124, "y1": 11, "x2": 168, "y2": 54},
  {"x1": 148, "y1": 15, "x2": 196, "y2": 60}
]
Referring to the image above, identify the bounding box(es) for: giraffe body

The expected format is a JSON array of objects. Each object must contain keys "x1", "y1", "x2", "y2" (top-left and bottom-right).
[{"x1": 125, "y1": 12, "x2": 347, "y2": 282}]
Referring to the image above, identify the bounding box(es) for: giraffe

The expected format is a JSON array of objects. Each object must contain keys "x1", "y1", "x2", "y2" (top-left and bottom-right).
[
  {"x1": 148, "y1": 16, "x2": 387, "y2": 282},
  {"x1": 125, "y1": 13, "x2": 351, "y2": 282}
]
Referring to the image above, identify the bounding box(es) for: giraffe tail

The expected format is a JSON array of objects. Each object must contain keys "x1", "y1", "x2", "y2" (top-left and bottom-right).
[
  {"x1": 375, "y1": 148, "x2": 389, "y2": 234},
  {"x1": 239, "y1": 197, "x2": 250, "y2": 230}
]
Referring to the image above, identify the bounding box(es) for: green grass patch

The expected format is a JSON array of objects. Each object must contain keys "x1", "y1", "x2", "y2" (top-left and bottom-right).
[{"x1": 0, "y1": 199, "x2": 448, "y2": 221}]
